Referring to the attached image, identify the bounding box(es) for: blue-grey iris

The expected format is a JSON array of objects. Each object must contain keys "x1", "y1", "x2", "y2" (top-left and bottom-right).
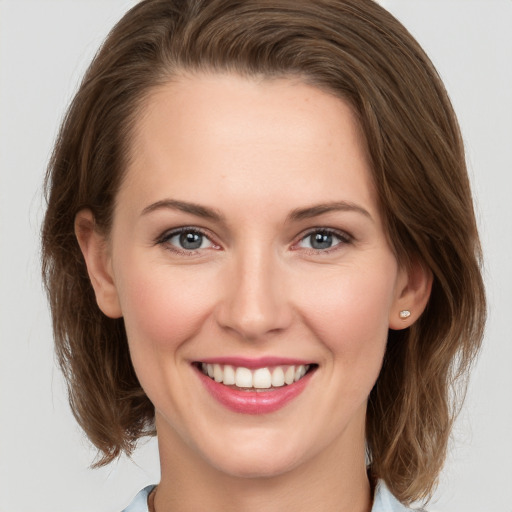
[
  {"x1": 310, "y1": 232, "x2": 333, "y2": 250},
  {"x1": 180, "y1": 232, "x2": 203, "y2": 250}
]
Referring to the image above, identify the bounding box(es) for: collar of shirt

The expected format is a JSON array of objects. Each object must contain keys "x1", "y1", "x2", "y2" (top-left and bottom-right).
[{"x1": 121, "y1": 480, "x2": 424, "y2": 512}]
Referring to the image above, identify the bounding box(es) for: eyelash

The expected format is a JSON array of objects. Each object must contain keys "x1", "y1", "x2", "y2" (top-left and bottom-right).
[
  {"x1": 155, "y1": 227, "x2": 353, "y2": 256},
  {"x1": 156, "y1": 227, "x2": 219, "y2": 256},
  {"x1": 292, "y1": 228, "x2": 353, "y2": 255}
]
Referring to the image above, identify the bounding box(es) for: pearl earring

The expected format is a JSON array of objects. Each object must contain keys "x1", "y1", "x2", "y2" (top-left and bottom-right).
[{"x1": 399, "y1": 310, "x2": 411, "y2": 319}]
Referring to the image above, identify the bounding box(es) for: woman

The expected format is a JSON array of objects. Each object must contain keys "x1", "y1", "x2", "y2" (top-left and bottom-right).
[{"x1": 41, "y1": 1, "x2": 486, "y2": 511}]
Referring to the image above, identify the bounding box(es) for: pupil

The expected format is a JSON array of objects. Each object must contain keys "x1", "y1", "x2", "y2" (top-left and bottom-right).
[
  {"x1": 311, "y1": 232, "x2": 332, "y2": 249},
  {"x1": 179, "y1": 232, "x2": 202, "y2": 250}
]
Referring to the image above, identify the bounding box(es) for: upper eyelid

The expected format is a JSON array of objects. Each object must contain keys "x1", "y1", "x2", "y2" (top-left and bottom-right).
[
  {"x1": 155, "y1": 227, "x2": 220, "y2": 257},
  {"x1": 156, "y1": 226, "x2": 214, "y2": 243},
  {"x1": 288, "y1": 228, "x2": 353, "y2": 256},
  {"x1": 154, "y1": 226, "x2": 353, "y2": 249},
  {"x1": 295, "y1": 227, "x2": 353, "y2": 243}
]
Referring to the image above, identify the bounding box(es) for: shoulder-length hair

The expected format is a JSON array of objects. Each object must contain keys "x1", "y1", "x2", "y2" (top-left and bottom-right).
[{"x1": 41, "y1": 0, "x2": 485, "y2": 504}]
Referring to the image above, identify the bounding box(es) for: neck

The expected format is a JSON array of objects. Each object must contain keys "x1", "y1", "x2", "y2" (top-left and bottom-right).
[{"x1": 154, "y1": 415, "x2": 372, "y2": 512}]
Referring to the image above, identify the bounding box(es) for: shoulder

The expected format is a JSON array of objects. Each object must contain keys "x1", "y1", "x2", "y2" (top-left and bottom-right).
[
  {"x1": 372, "y1": 480, "x2": 427, "y2": 512},
  {"x1": 121, "y1": 485, "x2": 156, "y2": 512}
]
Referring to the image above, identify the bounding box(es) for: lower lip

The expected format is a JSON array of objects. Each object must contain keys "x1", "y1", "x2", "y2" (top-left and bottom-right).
[{"x1": 195, "y1": 366, "x2": 314, "y2": 414}]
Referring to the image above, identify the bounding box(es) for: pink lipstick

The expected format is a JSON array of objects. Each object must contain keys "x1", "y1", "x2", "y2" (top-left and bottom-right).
[{"x1": 194, "y1": 359, "x2": 316, "y2": 414}]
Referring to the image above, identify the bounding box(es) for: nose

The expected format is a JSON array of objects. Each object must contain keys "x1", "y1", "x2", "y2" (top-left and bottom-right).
[{"x1": 215, "y1": 247, "x2": 293, "y2": 341}]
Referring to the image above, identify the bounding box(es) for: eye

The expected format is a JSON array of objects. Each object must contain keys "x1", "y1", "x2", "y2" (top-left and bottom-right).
[
  {"x1": 158, "y1": 227, "x2": 217, "y2": 253},
  {"x1": 296, "y1": 229, "x2": 351, "y2": 251}
]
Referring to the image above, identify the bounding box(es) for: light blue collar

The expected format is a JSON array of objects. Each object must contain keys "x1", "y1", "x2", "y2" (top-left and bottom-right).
[{"x1": 122, "y1": 480, "x2": 423, "y2": 511}]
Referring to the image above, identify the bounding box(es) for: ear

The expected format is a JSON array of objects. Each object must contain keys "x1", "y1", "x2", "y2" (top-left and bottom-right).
[
  {"x1": 74, "y1": 209, "x2": 122, "y2": 319},
  {"x1": 389, "y1": 258, "x2": 433, "y2": 330}
]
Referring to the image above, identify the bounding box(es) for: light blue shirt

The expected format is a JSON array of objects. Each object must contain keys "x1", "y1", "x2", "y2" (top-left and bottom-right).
[{"x1": 122, "y1": 480, "x2": 425, "y2": 511}]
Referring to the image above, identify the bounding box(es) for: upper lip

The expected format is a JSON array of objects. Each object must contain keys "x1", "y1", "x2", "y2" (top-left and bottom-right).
[{"x1": 195, "y1": 356, "x2": 314, "y2": 369}]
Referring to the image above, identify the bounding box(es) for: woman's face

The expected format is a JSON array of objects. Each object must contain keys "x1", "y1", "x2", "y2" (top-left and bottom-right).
[{"x1": 103, "y1": 74, "x2": 410, "y2": 478}]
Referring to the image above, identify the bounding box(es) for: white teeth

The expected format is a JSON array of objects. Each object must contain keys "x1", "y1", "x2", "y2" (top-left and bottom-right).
[
  {"x1": 213, "y1": 364, "x2": 223, "y2": 382},
  {"x1": 253, "y1": 368, "x2": 272, "y2": 389},
  {"x1": 284, "y1": 366, "x2": 295, "y2": 385},
  {"x1": 271, "y1": 367, "x2": 285, "y2": 387},
  {"x1": 235, "y1": 367, "x2": 253, "y2": 388},
  {"x1": 223, "y1": 364, "x2": 236, "y2": 385},
  {"x1": 295, "y1": 365, "x2": 306, "y2": 381},
  {"x1": 200, "y1": 363, "x2": 311, "y2": 388}
]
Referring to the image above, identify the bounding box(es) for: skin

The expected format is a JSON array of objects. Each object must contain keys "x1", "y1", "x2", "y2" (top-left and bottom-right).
[{"x1": 76, "y1": 73, "x2": 431, "y2": 512}]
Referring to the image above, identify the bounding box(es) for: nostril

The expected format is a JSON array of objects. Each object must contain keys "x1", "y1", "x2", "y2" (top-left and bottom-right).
[
  {"x1": 213, "y1": 264, "x2": 293, "y2": 340},
  {"x1": 215, "y1": 301, "x2": 294, "y2": 342}
]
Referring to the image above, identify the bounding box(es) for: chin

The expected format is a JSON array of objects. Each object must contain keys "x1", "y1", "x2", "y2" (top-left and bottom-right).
[
  {"x1": 198, "y1": 429, "x2": 310, "y2": 480},
  {"x1": 211, "y1": 451, "x2": 302, "y2": 480}
]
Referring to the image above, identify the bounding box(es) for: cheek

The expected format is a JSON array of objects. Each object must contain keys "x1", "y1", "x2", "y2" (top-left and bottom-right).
[
  {"x1": 115, "y1": 258, "x2": 217, "y2": 353},
  {"x1": 293, "y1": 259, "x2": 397, "y2": 362}
]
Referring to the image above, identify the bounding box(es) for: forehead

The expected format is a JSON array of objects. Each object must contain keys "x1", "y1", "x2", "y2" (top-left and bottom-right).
[{"x1": 119, "y1": 73, "x2": 378, "y2": 222}]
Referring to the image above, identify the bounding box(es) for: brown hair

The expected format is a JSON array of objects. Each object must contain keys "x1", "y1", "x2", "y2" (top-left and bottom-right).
[{"x1": 41, "y1": 0, "x2": 485, "y2": 504}]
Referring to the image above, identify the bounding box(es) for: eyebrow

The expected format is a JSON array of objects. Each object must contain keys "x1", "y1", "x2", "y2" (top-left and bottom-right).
[
  {"x1": 141, "y1": 199, "x2": 225, "y2": 222},
  {"x1": 140, "y1": 198, "x2": 372, "y2": 223},
  {"x1": 288, "y1": 201, "x2": 373, "y2": 222}
]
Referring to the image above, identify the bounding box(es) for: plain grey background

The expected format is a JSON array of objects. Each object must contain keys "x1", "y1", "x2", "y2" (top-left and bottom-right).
[{"x1": 0, "y1": 1, "x2": 511, "y2": 511}]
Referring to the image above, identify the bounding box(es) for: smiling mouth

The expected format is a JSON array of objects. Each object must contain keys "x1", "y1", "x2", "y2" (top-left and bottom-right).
[{"x1": 195, "y1": 362, "x2": 317, "y2": 391}]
